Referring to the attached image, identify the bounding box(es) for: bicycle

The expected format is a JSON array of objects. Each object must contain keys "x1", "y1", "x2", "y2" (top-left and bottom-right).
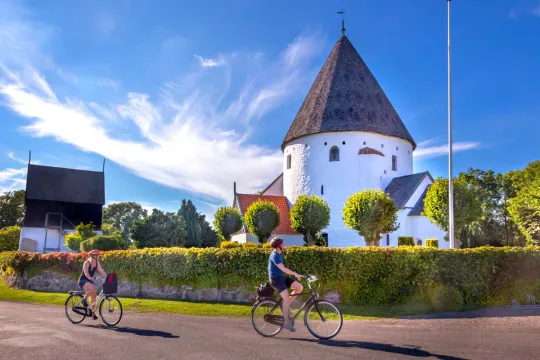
[
  {"x1": 251, "y1": 274, "x2": 343, "y2": 339},
  {"x1": 64, "y1": 274, "x2": 123, "y2": 327}
]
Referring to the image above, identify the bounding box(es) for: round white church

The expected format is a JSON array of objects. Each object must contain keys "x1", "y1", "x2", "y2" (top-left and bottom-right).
[{"x1": 232, "y1": 34, "x2": 447, "y2": 248}]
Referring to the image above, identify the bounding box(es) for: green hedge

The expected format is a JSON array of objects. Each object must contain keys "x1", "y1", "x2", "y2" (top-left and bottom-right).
[
  {"x1": 426, "y1": 239, "x2": 439, "y2": 248},
  {"x1": 0, "y1": 226, "x2": 20, "y2": 252},
  {"x1": 1, "y1": 247, "x2": 540, "y2": 306},
  {"x1": 220, "y1": 241, "x2": 240, "y2": 249},
  {"x1": 398, "y1": 236, "x2": 414, "y2": 246},
  {"x1": 80, "y1": 235, "x2": 123, "y2": 251}
]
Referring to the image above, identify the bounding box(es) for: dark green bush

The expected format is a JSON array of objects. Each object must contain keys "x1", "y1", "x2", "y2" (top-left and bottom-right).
[
  {"x1": 80, "y1": 235, "x2": 123, "y2": 252},
  {"x1": 0, "y1": 226, "x2": 20, "y2": 252},
  {"x1": 432, "y1": 285, "x2": 463, "y2": 312},
  {"x1": 425, "y1": 239, "x2": 439, "y2": 248},
  {"x1": 398, "y1": 236, "x2": 415, "y2": 246}
]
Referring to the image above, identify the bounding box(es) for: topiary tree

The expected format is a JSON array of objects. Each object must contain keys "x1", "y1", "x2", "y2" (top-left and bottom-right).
[
  {"x1": 423, "y1": 177, "x2": 482, "y2": 248},
  {"x1": 80, "y1": 234, "x2": 124, "y2": 252},
  {"x1": 425, "y1": 239, "x2": 439, "y2": 248},
  {"x1": 343, "y1": 189, "x2": 399, "y2": 247},
  {"x1": 398, "y1": 236, "x2": 415, "y2": 246},
  {"x1": 244, "y1": 200, "x2": 280, "y2": 244},
  {"x1": 290, "y1": 195, "x2": 331, "y2": 246},
  {"x1": 213, "y1": 207, "x2": 243, "y2": 242}
]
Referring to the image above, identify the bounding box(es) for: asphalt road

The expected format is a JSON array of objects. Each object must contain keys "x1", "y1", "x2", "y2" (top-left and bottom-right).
[{"x1": 1, "y1": 301, "x2": 539, "y2": 360}]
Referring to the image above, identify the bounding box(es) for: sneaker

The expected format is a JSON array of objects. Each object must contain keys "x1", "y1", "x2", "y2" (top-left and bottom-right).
[
  {"x1": 81, "y1": 298, "x2": 88, "y2": 307},
  {"x1": 90, "y1": 310, "x2": 98, "y2": 320},
  {"x1": 283, "y1": 322, "x2": 296, "y2": 332}
]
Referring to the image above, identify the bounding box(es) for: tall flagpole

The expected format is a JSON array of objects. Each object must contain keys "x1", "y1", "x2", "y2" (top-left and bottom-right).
[{"x1": 447, "y1": 0, "x2": 455, "y2": 248}]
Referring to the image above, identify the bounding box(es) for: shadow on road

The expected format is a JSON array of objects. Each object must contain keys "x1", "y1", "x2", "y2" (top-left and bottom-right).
[
  {"x1": 290, "y1": 338, "x2": 468, "y2": 360},
  {"x1": 82, "y1": 324, "x2": 179, "y2": 339},
  {"x1": 401, "y1": 306, "x2": 540, "y2": 320}
]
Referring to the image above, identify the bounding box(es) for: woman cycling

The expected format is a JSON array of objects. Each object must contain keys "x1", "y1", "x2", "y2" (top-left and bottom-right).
[{"x1": 78, "y1": 249, "x2": 106, "y2": 320}]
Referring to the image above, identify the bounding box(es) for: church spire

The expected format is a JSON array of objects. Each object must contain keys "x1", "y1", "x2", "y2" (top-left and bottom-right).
[{"x1": 337, "y1": 10, "x2": 346, "y2": 35}]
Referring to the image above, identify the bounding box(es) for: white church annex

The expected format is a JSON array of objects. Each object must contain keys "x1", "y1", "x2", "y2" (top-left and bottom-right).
[{"x1": 232, "y1": 33, "x2": 446, "y2": 248}]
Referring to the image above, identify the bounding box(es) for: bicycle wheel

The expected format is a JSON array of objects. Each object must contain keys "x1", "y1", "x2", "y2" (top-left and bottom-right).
[
  {"x1": 99, "y1": 295, "x2": 123, "y2": 327},
  {"x1": 304, "y1": 300, "x2": 343, "y2": 340},
  {"x1": 65, "y1": 294, "x2": 86, "y2": 324},
  {"x1": 251, "y1": 299, "x2": 284, "y2": 337}
]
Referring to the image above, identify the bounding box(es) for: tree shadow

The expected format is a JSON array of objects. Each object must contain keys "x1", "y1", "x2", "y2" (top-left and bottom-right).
[
  {"x1": 290, "y1": 338, "x2": 468, "y2": 360},
  {"x1": 82, "y1": 324, "x2": 179, "y2": 338}
]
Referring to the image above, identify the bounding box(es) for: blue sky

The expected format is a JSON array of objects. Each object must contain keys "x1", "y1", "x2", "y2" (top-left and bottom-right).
[{"x1": 0, "y1": 0, "x2": 539, "y2": 220}]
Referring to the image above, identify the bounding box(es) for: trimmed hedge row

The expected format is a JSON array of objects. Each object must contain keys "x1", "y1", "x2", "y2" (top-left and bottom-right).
[
  {"x1": 426, "y1": 239, "x2": 439, "y2": 248},
  {"x1": 398, "y1": 236, "x2": 414, "y2": 246},
  {"x1": 1, "y1": 247, "x2": 540, "y2": 306}
]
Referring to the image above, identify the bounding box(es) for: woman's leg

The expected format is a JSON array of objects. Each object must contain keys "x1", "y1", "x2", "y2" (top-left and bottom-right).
[{"x1": 83, "y1": 282, "x2": 97, "y2": 312}]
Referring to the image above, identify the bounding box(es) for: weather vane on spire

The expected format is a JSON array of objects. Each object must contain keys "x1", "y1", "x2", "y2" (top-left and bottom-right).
[{"x1": 337, "y1": 9, "x2": 345, "y2": 35}]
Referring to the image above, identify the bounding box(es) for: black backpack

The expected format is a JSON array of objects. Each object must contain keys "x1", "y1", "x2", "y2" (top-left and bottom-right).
[{"x1": 256, "y1": 282, "x2": 275, "y2": 299}]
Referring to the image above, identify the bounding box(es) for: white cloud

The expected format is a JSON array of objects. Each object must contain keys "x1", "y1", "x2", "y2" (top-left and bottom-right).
[
  {"x1": 414, "y1": 139, "x2": 482, "y2": 159},
  {"x1": 194, "y1": 55, "x2": 225, "y2": 68},
  {"x1": 0, "y1": 5, "x2": 324, "y2": 204},
  {"x1": 0, "y1": 167, "x2": 27, "y2": 193},
  {"x1": 533, "y1": 6, "x2": 540, "y2": 17}
]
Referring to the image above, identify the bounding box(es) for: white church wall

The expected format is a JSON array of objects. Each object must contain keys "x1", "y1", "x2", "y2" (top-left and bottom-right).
[
  {"x1": 232, "y1": 232, "x2": 304, "y2": 246},
  {"x1": 19, "y1": 227, "x2": 102, "y2": 253},
  {"x1": 262, "y1": 175, "x2": 284, "y2": 196},
  {"x1": 408, "y1": 216, "x2": 448, "y2": 248},
  {"x1": 283, "y1": 131, "x2": 414, "y2": 248}
]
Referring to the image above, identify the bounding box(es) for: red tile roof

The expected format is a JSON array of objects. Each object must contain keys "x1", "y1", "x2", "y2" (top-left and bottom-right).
[
  {"x1": 358, "y1": 147, "x2": 384, "y2": 156},
  {"x1": 235, "y1": 194, "x2": 298, "y2": 235}
]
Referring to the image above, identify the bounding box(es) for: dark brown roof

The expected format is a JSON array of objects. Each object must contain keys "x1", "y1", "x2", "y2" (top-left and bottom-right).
[
  {"x1": 408, "y1": 186, "x2": 430, "y2": 216},
  {"x1": 282, "y1": 35, "x2": 415, "y2": 150},
  {"x1": 358, "y1": 147, "x2": 384, "y2": 156},
  {"x1": 25, "y1": 164, "x2": 105, "y2": 205},
  {"x1": 384, "y1": 172, "x2": 432, "y2": 209}
]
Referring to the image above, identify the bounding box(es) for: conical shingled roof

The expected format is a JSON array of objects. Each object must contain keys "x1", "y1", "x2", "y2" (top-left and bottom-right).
[{"x1": 282, "y1": 35, "x2": 416, "y2": 150}]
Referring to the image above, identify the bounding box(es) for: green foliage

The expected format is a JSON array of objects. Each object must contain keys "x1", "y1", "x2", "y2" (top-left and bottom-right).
[
  {"x1": 432, "y1": 285, "x2": 463, "y2": 312},
  {"x1": 0, "y1": 226, "x2": 20, "y2": 252},
  {"x1": 290, "y1": 195, "x2": 331, "y2": 246},
  {"x1": 343, "y1": 189, "x2": 398, "y2": 246},
  {"x1": 213, "y1": 207, "x2": 242, "y2": 242},
  {"x1": 398, "y1": 236, "x2": 414, "y2": 246},
  {"x1": 3, "y1": 247, "x2": 540, "y2": 307},
  {"x1": 75, "y1": 222, "x2": 97, "y2": 240},
  {"x1": 241, "y1": 242, "x2": 259, "y2": 248},
  {"x1": 243, "y1": 200, "x2": 280, "y2": 244},
  {"x1": 178, "y1": 200, "x2": 202, "y2": 247},
  {"x1": 80, "y1": 235, "x2": 124, "y2": 252},
  {"x1": 262, "y1": 242, "x2": 272, "y2": 249},
  {"x1": 102, "y1": 202, "x2": 148, "y2": 245},
  {"x1": 508, "y1": 177, "x2": 540, "y2": 246},
  {"x1": 130, "y1": 209, "x2": 187, "y2": 249},
  {"x1": 199, "y1": 213, "x2": 219, "y2": 248},
  {"x1": 425, "y1": 239, "x2": 439, "y2": 248},
  {"x1": 0, "y1": 190, "x2": 25, "y2": 228},
  {"x1": 424, "y1": 178, "x2": 482, "y2": 247},
  {"x1": 219, "y1": 241, "x2": 240, "y2": 249},
  {"x1": 64, "y1": 233, "x2": 82, "y2": 251}
]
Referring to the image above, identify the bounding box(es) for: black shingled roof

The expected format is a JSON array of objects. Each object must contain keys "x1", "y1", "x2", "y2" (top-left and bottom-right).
[
  {"x1": 408, "y1": 186, "x2": 430, "y2": 216},
  {"x1": 282, "y1": 35, "x2": 416, "y2": 150},
  {"x1": 384, "y1": 172, "x2": 432, "y2": 209},
  {"x1": 25, "y1": 164, "x2": 105, "y2": 205}
]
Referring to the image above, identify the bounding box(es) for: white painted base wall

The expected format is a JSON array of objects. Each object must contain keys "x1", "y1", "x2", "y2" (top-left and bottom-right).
[
  {"x1": 19, "y1": 227, "x2": 103, "y2": 253},
  {"x1": 231, "y1": 233, "x2": 304, "y2": 246}
]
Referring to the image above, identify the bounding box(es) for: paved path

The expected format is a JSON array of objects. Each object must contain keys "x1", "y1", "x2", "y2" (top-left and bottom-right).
[{"x1": 1, "y1": 301, "x2": 539, "y2": 360}]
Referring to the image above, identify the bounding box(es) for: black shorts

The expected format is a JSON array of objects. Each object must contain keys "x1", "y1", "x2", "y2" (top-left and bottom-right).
[{"x1": 270, "y1": 276, "x2": 294, "y2": 293}]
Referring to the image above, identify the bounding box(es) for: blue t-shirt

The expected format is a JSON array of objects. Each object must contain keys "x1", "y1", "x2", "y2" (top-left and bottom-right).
[{"x1": 268, "y1": 251, "x2": 284, "y2": 278}]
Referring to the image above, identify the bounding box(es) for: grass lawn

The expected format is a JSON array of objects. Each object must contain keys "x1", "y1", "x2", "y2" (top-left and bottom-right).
[{"x1": 0, "y1": 279, "x2": 436, "y2": 320}]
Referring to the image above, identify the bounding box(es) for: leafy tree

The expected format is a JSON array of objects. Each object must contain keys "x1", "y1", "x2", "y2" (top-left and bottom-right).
[
  {"x1": 130, "y1": 209, "x2": 187, "y2": 249},
  {"x1": 423, "y1": 177, "x2": 482, "y2": 248},
  {"x1": 199, "y1": 213, "x2": 219, "y2": 247},
  {"x1": 0, "y1": 226, "x2": 21, "y2": 251},
  {"x1": 343, "y1": 189, "x2": 398, "y2": 247},
  {"x1": 244, "y1": 200, "x2": 280, "y2": 244},
  {"x1": 178, "y1": 200, "x2": 202, "y2": 247},
  {"x1": 102, "y1": 202, "x2": 148, "y2": 245},
  {"x1": 0, "y1": 190, "x2": 25, "y2": 228},
  {"x1": 508, "y1": 177, "x2": 540, "y2": 246},
  {"x1": 290, "y1": 195, "x2": 330, "y2": 246},
  {"x1": 64, "y1": 222, "x2": 98, "y2": 251},
  {"x1": 213, "y1": 207, "x2": 243, "y2": 242}
]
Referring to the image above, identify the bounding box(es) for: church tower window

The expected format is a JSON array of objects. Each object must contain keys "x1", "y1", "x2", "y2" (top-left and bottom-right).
[
  {"x1": 392, "y1": 155, "x2": 398, "y2": 171},
  {"x1": 329, "y1": 146, "x2": 340, "y2": 162},
  {"x1": 286, "y1": 154, "x2": 291, "y2": 169}
]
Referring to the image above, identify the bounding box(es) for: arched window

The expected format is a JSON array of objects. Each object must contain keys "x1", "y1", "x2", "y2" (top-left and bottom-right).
[
  {"x1": 286, "y1": 154, "x2": 291, "y2": 169},
  {"x1": 329, "y1": 146, "x2": 340, "y2": 162},
  {"x1": 417, "y1": 239, "x2": 423, "y2": 246}
]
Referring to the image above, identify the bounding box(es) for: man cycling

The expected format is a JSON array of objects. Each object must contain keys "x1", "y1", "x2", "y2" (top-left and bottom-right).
[
  {"x1": 78, "y1": 249, "x2": 107, "y2": 320},
  {"x1": 268, "y1": 237, "x2": 303, "y2": 332}
]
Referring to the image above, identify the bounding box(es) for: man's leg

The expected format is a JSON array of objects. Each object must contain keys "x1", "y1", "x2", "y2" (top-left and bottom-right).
[{"x1": 279, "y1": 289, "x2": 294, "y2": 331}]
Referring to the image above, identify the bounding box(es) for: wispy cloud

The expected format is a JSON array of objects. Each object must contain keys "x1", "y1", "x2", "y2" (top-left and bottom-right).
[
  {"x1": 0, "y1": 167, "x2": 27, "y2": 193},
  {"x1": 509, "y1": 4, "x2": 540, "y2": 19},
  {"x1": 414, "y1": 138, "x2": 482, "y2": 159},
  {"x1": 533, "y1": 6, "x2": 540, "y2": 17},
  {"x1": 0, "y1": 2, "x2": 324, "y2": 204},
  {"x1": 194, "y1": 55, "x2": 225, "y2": 68}
]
